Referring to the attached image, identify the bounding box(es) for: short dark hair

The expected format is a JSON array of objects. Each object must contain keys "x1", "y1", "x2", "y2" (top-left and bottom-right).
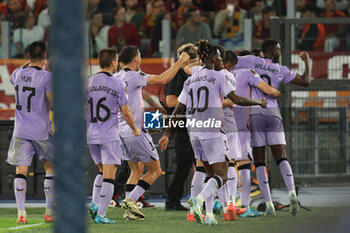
[
  {"x1": 112, "y1": 6, "x2": 123, "y2": 17},
  {"x1": 250, "y1": 0, "x2": 264, "y2": 7},
  {"x1": 261, "y1": 39, "x2": 279, "y2": 54},
  {"x1": 301, "y1": 3, "x2": 320, "y2": 16},
  {"x1": 251, "y1": 48, "x2": 262, "y2": 56},
  {"x1": 237, "y1": 50, "x2": 253, "y2": 56},
  {"x1": 185, "y1": 8, "x2": 197, "y2": 19},
  {"x1": 28, "y1": 41, "x2": 46, "y2": 61},
  {"x1": 98, "y1": 48, "x2": 118, "y2": 68},
  {"x1": 214, "y1": 45, "x2": 226, "y2": 61},
  {"x1": 119, "y1": 46, "x2": 139, "y2": 65},
  {"x1": 262, "y1": 5, "x2": 277, "y2": 16},
  {"x1": 90, "y1": 10, "x2": 101, "y2": 20},
  {"x1": 224, "y1": 50, "x2": 238, "y2": 66}
]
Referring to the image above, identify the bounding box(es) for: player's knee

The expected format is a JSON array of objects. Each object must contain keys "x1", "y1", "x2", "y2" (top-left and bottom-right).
[{"x1": 276, "y1": 157, "x2": 288, "y2": 166}]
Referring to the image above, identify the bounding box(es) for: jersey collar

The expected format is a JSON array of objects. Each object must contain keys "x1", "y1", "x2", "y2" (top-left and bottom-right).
[
  {"x1": 97, "y1": 71, "x2": 112, "y2": 77},
  {"x1": 28, "y1": 66, "x2": 42, "y2": 70}
]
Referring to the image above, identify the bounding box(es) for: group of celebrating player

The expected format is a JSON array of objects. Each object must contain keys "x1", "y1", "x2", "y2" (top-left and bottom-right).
[{"x1": 7, "y1": 36, "x2": 310, "y2": 226}]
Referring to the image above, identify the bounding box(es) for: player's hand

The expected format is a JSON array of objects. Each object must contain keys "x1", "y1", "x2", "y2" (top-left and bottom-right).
[
  {"x1": 299, "y1": 52, "x2": 309, "y2": 62},
  {"x1": 158, "y1": 135, "x2": 169, "y2": 151},
  {"x1": 260, "y1": 98, "x2": 267, "y2": 108},
  {"x1": 132, "y1": 128, "x2": 141, "y2": 136},
  {"x1": 179, "y1": 52, "x2": 190, "y2": 62}
]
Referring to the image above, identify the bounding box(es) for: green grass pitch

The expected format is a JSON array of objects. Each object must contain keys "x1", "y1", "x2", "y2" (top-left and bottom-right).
[{"x1": 0, "y1": 206, "x2": 346, "y2": 233}]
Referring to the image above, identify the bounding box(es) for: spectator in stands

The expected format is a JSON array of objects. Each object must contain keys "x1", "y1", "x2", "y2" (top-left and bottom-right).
[
  {"x1": 316, "y1": 0, "x2": 348, "y2": 11},
  {"x1": 96, "y1": 0, "x2": 117, "y2": 25},
  {"x1": 320, "y1": 0, "x2": 347, "y2": 51},
  {"x1": 192, "y1": 0, "x2": 215, "y2": 12},
  {"x1": 140, "y1": 0, "x2": 166, "y2": 38},
  {"x1": 1, "y1": 0, "x2": 27, "y2": 30},
  {"x1": 85, "y1": 0, "x2": 101, "y2": 17},
  {"x1": 171, "y1": 0, "x2": 194, "y2": 36},
  {"x1": 175, "y1": 8, "x2": 211, "y2": 50},
  {"x1": 37, "y1": 0, "x2": 50, "y2": 30},
  {"x1": 108, "y1": 7, "x2": 140, "y2": 51},
  {"x1": 89, "y1": 11, "x2": 109, "y2": 58},
  {"x1": 213, "y1": 0, "x2": 247, "y2": 39},
  {"x1": 124, "y1": 0, "x2": 144, "y2": 29},
  {"x1": 253, "y1": 5, "x2": 277, "y2": 48},
  {"x1": 33, "y1": 0, "x2": 47, "y2": 19},
  {"x1": 296, "y1": 0, "x2": 307, "y2": 18},
  {"x1": 245, "y1": 0, "x2": 265, "y2": 25},
  {"x1": 13, "y1": 11, "x2": 44, "y2": 58},
  {"x1": 297, "y1": 4, "x2": 326, "y2": 51}
]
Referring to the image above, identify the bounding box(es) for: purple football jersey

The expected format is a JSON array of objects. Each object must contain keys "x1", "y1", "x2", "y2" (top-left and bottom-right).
[
  {"x1": 85, "y1": 72, "x2": 128, "y2": 144},
  {"x1": 235, "y1": 55, "x2": 296, "y2": 118},
  {"x1": 117, "y1": 69, "x2": 150, "y2": 138},
  {"x1": 11, "y1": 66, "x2": 52, "y2": 140},
  {"x1": 221, "y1": 69, "x2": 237, "y2": 133},
  {"x1": 232, "y1": 68, "x2": 264, "y2": 130},
  {"x1": 178, "y1": 68, "x2": 235, "y2": 140}
]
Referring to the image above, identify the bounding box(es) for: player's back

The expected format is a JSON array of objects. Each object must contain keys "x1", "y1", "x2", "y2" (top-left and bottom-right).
[
  {"x1": 11, "y1": 66, "x2": 52, "y2": 141},
  {"x1": 85, "y1": 72, "x2": 127, "y2": 144},
  {"x1": 232, "y1": 68, "x2": 263, "y2": 129},
  {"x1": 179, "y1": 68, "x2": 233, "y2": 139},
  {"x1": 221, "y1": 69, "x2": 237, "y2": 133},
  {"x1": 235, "y1": 55, "x2": 295, "y2": 118},
  {"x1": 118, "y1": 68, "x2": 150, "y2": 138},
  {"x1": 235, "y1": 55, "x2": 295, "y2": 106}
]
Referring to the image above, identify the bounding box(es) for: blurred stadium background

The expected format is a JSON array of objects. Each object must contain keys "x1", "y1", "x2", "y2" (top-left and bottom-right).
[{"x1": 0, "y1": 0, "x2": 349, "y2": 206}]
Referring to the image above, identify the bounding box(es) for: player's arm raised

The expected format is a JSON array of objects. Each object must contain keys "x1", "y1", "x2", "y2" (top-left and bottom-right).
[
  {"x1": 147, "y1": 52, "x2": 190, "y2": 85},
  {"x1": 289, "y1": 51, "x2": 311, "y2": 87},
  {"x1": 120, "y1": 105, "x2": 141, "y2": 136},
  {"x1": 255, "y1": 81, "x2": 280, "y2": 98},
  {"x1": 158, "y1": 102, "x2": 186, "y2": 151},
  {"x1": 227, "y1": 91, "x2": 267, "y2": 108}
]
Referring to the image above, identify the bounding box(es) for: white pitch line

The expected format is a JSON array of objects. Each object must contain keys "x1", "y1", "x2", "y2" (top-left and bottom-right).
[{"x1": 0, "y1": 223, "x2": 44, "y2": 231}]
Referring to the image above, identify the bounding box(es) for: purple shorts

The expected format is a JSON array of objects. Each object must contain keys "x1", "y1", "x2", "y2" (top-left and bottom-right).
[
  {"x1": 6, "y1": 136, "x2": 54, "y2": 166},
  {"x1": 226, "y1": 132, "x2": 242, "y2": 160},
  {"x1": 88, "y1": 140, "x2": 123, "y2": 165},
  {"x1": 190, "y1": 135, "x2": 229, "y2": 165},
  {"x1": 250, "y1": 115, "x2": 286, "y2": 147},
  {"x1": 235, "y1": 129, "x2": 253, "y2": 161},
  {"x1": 120, "y1": 130, "x2": 159, "y2": 163}
]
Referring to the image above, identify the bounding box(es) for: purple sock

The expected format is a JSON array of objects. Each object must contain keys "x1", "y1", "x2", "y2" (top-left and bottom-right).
[
  {"x1": 125, "y1": 184, "x2": 136, "y2": 199},
  {"x1": 190, "y1": 169, "x2": 206, "y2": 198},
  {"x1": 92, "y1": 173, "x2": 103, "y2": 205},
  {"x1": 279, "y1": 160, "x2": 295, "y2": 192},
  {"x1": 256, "y1": 165, "x2": 272, "y2": 202},
  {"x1": 199, "y1": 176, "x2": 222, "y2": 200},
  {"x1": 205, "y1": 194, "x2": 214, "y2": 214},
  {"x1": 227, "y1": 165, "x2": 237, "y2": 198},
  {"x1": 217, "y1": 184, "x2": 228, "y2": 203},
  {"x1": 129, "y1": 180, "x2": 150, "y2": 201},
  {"x1": 14, "y1": 176, "x2": 27, "y2": 211},
  {"x1": 97, "y1": 180, "x2": 114, "y2": 216},
  {"x1": 239, "y1": 168, "x2": 251, "y2": 207},
  {"x1": 44, "y1": 174, "x2": 54, "y2": 211}
]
